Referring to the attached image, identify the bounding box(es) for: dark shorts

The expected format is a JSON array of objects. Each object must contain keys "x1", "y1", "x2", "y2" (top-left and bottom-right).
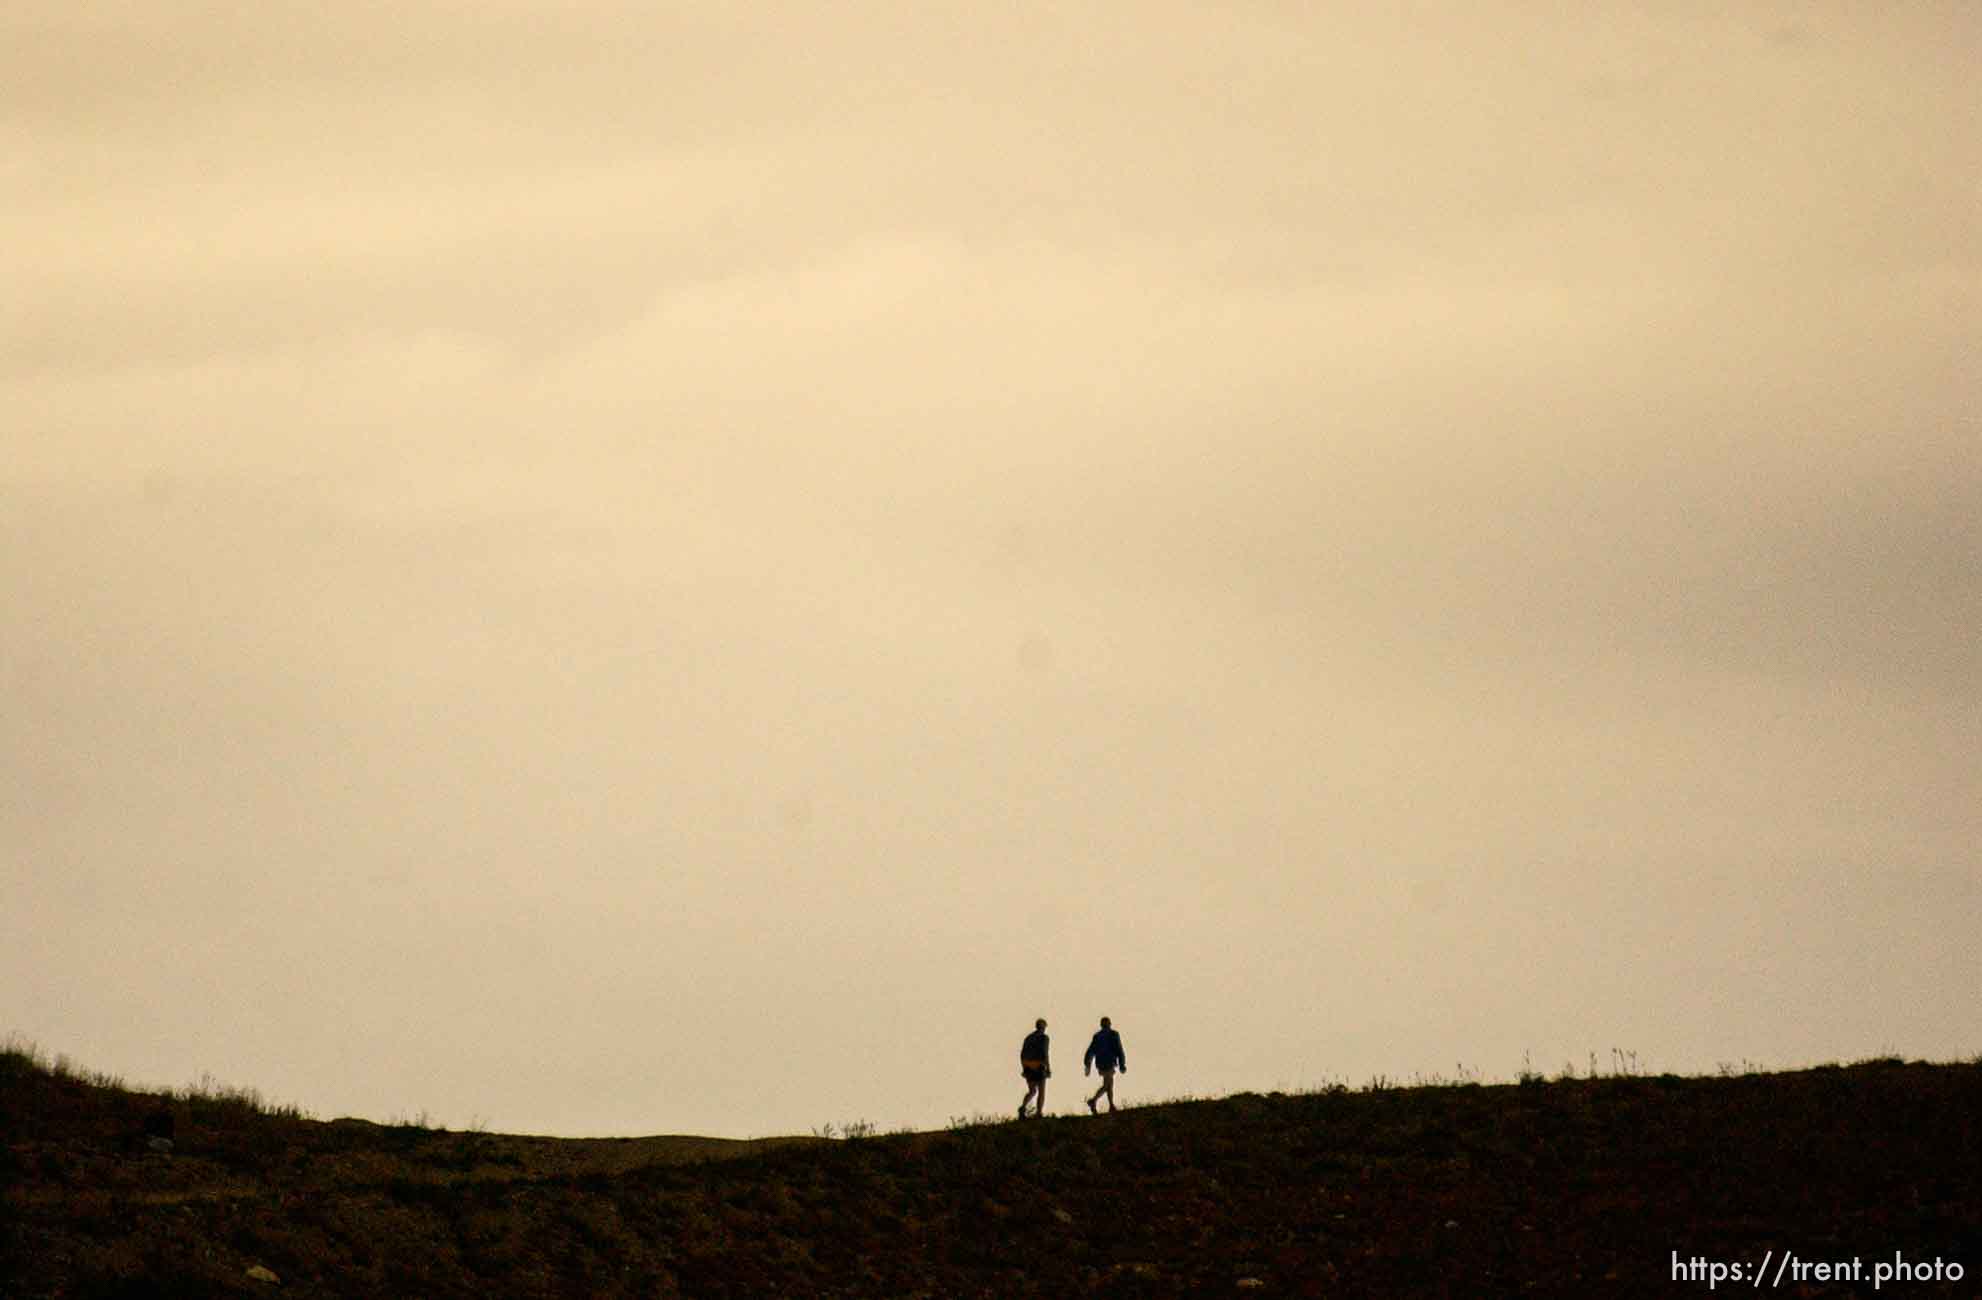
[{"x1": 1022, "y1": 1065, "x2": 1047, "y2": 1084}]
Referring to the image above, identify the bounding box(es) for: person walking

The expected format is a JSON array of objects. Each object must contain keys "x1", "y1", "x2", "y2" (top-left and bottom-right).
[
  {"x1": 1083, "y1": 1016, "x2": 1127, "y2": 1113},
  {"x1": 1018, "y1": 1018, "x2": 1051, "y2": 1118}
]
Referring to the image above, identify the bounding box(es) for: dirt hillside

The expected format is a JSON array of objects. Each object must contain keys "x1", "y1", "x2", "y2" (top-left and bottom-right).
[{"x1": 4, "y1": 1049, "x2": 1977, "y2": 1296}]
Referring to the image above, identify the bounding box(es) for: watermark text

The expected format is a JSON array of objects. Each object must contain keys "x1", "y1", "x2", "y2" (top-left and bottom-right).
[{"x1": 1672, "y1": 1250, "x2": 1964, "y2": 1290}]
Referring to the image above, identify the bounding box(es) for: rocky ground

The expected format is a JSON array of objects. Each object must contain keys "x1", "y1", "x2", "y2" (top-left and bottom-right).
[{"x1": 4, "y1": 1047, "x2": 1977, "y2": 1296}]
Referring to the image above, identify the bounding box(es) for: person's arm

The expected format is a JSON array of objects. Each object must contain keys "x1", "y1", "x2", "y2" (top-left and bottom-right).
[{"x1": 1117, "y1": 1035, "x2": 1126, "y2": 1072}]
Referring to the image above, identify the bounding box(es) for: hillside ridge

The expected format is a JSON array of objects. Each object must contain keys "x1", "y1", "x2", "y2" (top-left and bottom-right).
[{"x1": 5, "y1": 1047, "x2": 1978, "y2": 1296}]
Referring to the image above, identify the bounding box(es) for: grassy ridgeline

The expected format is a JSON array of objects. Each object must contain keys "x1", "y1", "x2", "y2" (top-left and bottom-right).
[{"x1": 3, "y1": 1044, "x2": 1978, "y2": 1296}]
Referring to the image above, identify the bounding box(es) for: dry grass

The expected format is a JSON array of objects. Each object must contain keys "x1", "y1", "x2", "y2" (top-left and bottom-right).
[{"x1": 4, "y1": 1040, "x2": 1978, "y2": 1296}]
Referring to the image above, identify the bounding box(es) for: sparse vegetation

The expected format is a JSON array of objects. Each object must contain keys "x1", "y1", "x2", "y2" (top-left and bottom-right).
[
  {"x1": 4, "y1": 1040, "x2": 1978, "y2": 1296},
  {"x1": 811, "y1": 1118, "x2": 878, "y2": 1140},
  {"x1": 946, "y1": 1111, "x2": 1003, "y2": 1131},
  {"x1": 182, "y1": 1069, "x2": 312, "y2": 1122}
]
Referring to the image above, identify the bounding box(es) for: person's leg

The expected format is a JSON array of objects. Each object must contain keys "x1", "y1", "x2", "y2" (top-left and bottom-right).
[
  {"x1": 1102, "y1": 1071, "x2": 1116, "y2": 1111},
  {"x1": 1019, "y1": 1080, "x2": 1036, "y2": 1117}
]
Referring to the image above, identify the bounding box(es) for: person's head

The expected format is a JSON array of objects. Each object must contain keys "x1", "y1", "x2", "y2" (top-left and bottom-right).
[
  {"x1": 1035, "y1": 1018, "x2": 1047, "y2": 1031},
  {"x1": 1100, "y1": 1016, "x2": 1111, "y2": 1029}
]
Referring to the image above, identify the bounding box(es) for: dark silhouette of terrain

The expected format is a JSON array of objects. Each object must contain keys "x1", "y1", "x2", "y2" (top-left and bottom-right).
[{"x1": 4, "y1": 1045, "x2": 1977, "y2": 1296}]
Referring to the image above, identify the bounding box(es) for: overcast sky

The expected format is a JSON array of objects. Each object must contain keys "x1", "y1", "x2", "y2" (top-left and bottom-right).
[{"x1": 4, "y1": 2, "x2": 1976, "y2": 1138}]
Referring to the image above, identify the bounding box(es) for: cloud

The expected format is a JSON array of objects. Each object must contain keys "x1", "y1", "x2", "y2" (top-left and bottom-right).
[{"x1": 3, "y1": 1, "x2": 1975, "y2": 1134}]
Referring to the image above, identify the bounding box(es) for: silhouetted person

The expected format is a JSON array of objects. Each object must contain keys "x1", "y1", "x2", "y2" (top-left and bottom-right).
[
  {"x1": 1084, "y1": 1016, "x2": 1126, "y2": 1113},
  {"x1": 1018, "y1": 1018, "x2": 1051, "y2": 1118}
]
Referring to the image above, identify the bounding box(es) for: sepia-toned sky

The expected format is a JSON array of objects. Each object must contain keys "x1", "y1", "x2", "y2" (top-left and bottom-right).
[{"x1": 4, "y1": 3, "x2": 1976, "y2": 1138}]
